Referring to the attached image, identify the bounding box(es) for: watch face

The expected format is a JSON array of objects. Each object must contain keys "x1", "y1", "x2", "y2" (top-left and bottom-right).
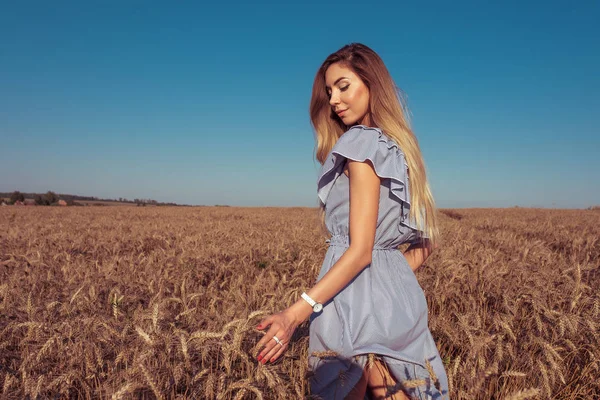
[{"x1": 314, "y1": 303, "x2": 323, "y2": 313}]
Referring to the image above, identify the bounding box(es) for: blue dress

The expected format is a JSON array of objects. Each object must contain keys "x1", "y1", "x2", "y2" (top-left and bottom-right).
[{"x1": 308, "y1": 125, "x2": 449, "y2": 399}]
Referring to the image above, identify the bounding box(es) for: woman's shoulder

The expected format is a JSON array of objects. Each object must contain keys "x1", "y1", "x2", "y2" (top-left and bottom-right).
[
  {"x1": 318, "y1": 124, "x2": 409, "y2": 207},
  {"x1": 329, "y1": 124, "x2": 407, "y2": 173},
  {"x1": 339, "y1": 124, "x2": 381, "y2": 140},
  {"x1": 336, "y1": 124, "x2": 401, "y2": 154}
]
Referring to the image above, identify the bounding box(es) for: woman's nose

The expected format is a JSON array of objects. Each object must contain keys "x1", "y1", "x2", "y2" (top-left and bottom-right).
[{"x1": 329, "y1": 92, "x2": 340, "y2": 106}]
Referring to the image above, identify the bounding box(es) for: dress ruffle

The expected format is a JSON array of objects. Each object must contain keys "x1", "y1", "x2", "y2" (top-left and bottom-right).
[{"x1": 317, "y1": 125, "x2": 425, "y2": 236}]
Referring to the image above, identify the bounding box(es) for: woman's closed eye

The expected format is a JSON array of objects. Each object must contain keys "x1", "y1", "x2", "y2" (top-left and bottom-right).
[{"x1": 326, "y1": 84, "x2": 350, "y2": 98}]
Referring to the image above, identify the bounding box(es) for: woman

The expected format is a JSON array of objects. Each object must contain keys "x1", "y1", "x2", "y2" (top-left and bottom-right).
[{"x1": 255, "y1": 43, "x2": 449, "y2": 399}]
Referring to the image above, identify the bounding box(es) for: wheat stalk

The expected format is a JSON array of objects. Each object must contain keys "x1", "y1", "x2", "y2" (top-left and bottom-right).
[{"x1": 505, "y1": 387, "x2": 541, "y2": 400}]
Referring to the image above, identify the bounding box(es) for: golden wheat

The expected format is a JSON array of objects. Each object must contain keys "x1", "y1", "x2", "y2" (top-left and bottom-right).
[{"x1": 0, "y1": 206, "x2": 598, "y2": 398}]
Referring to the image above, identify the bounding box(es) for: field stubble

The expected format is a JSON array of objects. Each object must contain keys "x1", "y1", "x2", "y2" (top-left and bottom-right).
[{"x1": 0, "y1": 207, "x2": 598, "y2": 399}]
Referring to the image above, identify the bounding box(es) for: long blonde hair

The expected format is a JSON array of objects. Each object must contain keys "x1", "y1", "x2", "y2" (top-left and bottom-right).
[{"x1": 310, "y1": 43, "x2": 439, "y2": 246}]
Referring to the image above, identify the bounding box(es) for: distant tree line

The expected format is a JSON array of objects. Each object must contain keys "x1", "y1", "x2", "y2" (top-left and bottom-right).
[
  {"x1": 0, "y1": 191, "x2": 122, "y2": 204},
  {"x1": 134, "y1": 198, "x2": 157, "y2": 206},
  {"x1": 9, "y1": 191, "x2": 24, "y2": 203},
  {"x1": 132, "y1": 199, "x2": 181, "y2": 207},
  {"x1": 34, "y1": 191, "x2": 60, "y2": 205},
  {"x1": 1, "y1": 191, "x2": 186, "y2": 206},
  {"x1": 0, "y1": 191, "x2": 63, "y2": 205}
]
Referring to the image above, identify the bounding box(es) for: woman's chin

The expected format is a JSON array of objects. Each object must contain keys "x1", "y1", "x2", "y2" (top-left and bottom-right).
[{"x1": 341, "y1": 115, "x2": 359, "y2": 126}]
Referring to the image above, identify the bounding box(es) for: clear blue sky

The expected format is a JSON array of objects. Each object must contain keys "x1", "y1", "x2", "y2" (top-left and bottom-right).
[{"x1": 1, "y1": 1, "x2": 598, "y2": 208}]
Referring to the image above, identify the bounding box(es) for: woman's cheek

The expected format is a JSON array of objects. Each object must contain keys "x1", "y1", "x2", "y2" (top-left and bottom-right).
[{"x1": 356, "y1": 86, "x2": 369, "y2": 108}]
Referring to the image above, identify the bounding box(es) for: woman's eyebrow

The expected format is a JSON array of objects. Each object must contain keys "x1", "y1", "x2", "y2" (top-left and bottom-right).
[{"x1": 325, "y1": 76, "x2": 348, "y2": 89}]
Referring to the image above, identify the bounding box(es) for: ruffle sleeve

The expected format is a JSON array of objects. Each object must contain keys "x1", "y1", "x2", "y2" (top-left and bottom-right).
[
  {"x1": 405, "y1": 224, "x2": 430, "y2": 245},
  {"x1": 317, "y1": 125, "x2": 420, "y2": 233}
]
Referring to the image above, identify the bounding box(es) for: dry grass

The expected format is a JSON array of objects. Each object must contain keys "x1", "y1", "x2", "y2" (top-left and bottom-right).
[{"x1": 0, "y1": 206, "x2": 598, "y2": 399}]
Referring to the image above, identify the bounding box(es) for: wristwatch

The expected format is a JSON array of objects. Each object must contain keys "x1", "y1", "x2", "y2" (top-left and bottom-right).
[{"x1": 301, "y1": 292, "x2": 323, "y2": 313}]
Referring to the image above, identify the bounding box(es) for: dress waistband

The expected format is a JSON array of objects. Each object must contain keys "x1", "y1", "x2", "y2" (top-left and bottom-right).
[{"x1": 325, "y1": 234, "x2": 397, "y2": 250}]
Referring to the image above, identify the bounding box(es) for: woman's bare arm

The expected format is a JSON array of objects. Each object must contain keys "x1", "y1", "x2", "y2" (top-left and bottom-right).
[{"x1": 287, "y1": 159, "x2": 381, "y2": 324}]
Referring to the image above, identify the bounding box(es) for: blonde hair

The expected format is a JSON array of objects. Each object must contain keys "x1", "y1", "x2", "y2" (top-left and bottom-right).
[{"x1": 310, "y1": 43, "x2": 439, "y2": 246}]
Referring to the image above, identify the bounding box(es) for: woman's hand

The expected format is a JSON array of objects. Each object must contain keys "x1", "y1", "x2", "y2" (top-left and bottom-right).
[
  {"x1": 403, "y1": 240, "x2": 434, "y2": 272},
  {"x1": 254, "y1": 308, "x2": 300, "y2": 364}
]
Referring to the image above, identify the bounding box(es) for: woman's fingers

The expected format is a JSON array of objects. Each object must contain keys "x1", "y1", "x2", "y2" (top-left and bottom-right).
[
  {"x1": 257, "y1": 326, "x2": 280, "y2": 360},
  {"x1": 254, "y1": 311, "x2": 298, "y2": 364},
  {"x1": 256, "y1": 315, "x2": 273, "y2": 330},
  {"x1": 266, "y1": 340, "x2": 287, "y2": 363},
  {"x1": 256, "y1": 322, "x2": 287, "y2": 363},
  {"x1": 256, "y1": 320, "x2": 279, "y2": 355},
  {"x1": 257, "y1": 336, "x2": 275, "y2": 363},
  {"x1": 259, "y1": 334, "x2": 286, "y2": 364}
]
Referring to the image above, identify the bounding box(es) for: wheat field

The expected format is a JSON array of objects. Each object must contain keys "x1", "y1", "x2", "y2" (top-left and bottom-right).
[{"x1": 0, "y1": 206, "x2": 598, "y2": 399}]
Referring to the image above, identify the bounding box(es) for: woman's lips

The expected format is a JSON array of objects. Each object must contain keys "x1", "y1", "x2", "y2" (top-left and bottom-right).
[{"x1": 336, "y1": 109, "x2": 347, "y2": 117}]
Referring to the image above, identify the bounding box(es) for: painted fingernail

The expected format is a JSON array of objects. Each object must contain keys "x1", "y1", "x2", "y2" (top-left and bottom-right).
[
  {"x1": 262, "y1": 358, "x2": 266, "y2": 364},
  {"x1": 270, "y1": 358, "x2": 275, "y2": 362},
  {"x1": 257, "y1": 355, "x2": 262, "y2": 361}
]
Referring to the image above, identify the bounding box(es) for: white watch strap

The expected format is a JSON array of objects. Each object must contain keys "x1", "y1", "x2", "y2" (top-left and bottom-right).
[{"x1": 301, "y1": 292, "x2": 316, "y2": 307}]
